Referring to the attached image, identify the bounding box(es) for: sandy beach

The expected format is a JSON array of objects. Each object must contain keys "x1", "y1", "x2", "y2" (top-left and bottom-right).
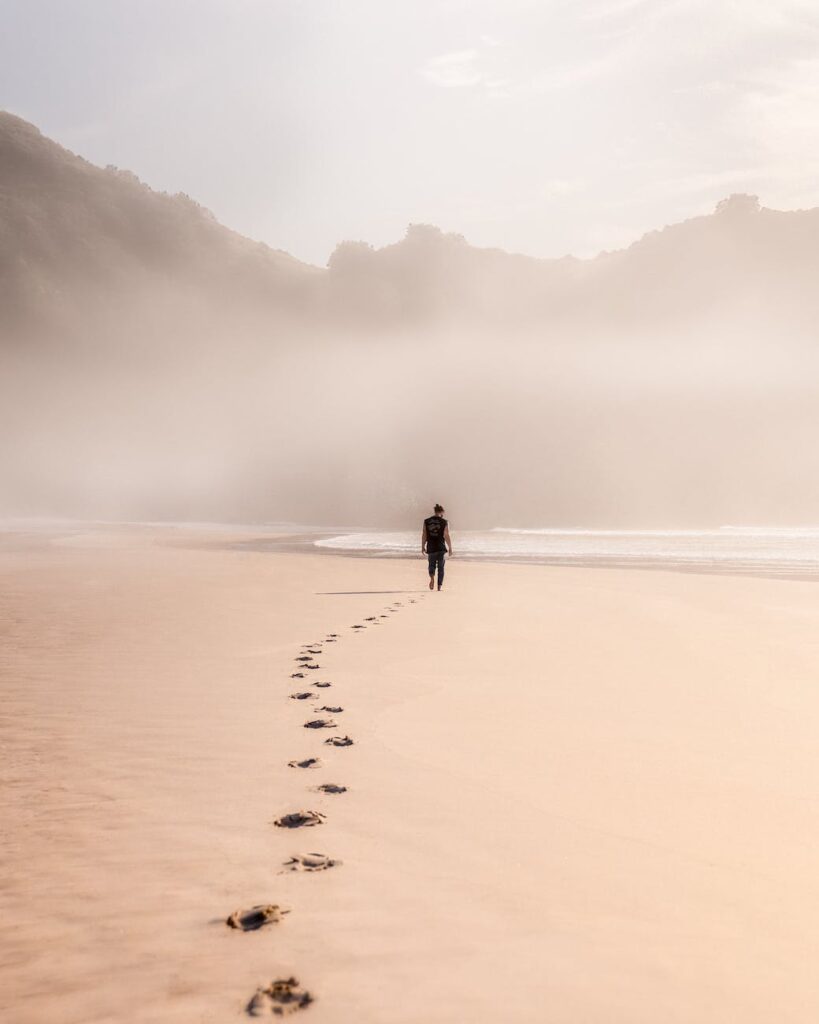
[{"x1": 3, "y1": 523, "x2": 819, "y2": 1022}]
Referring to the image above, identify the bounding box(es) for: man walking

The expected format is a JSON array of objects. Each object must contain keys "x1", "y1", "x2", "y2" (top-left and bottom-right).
[{"x1": 422, "y1": 503, "x2": 452, "y2": 591}]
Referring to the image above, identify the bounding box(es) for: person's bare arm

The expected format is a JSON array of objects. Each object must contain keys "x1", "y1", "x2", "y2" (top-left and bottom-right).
[
  {"x1": 444, "y1": 525, "x2": 453, "y2": 555},
  {"x1": 421, "y1": 524, "x2": 428, "y2": 554}
]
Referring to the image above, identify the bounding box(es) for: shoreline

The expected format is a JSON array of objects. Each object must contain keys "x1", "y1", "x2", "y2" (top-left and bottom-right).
[
  {"x1": 4, "y1": 518, "x2": 819, "y2": 581},
  {"x1": 4, "y1": 525, "x2": 819, "y2": 1020},
  {"x1": 224, "y1": 534, "x2": 819, "y2": 583}
]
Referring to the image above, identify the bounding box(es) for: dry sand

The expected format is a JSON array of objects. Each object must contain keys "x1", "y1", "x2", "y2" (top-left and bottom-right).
[{"x1": 2, "y1": 524, "x2": 819, "y2": 1022}]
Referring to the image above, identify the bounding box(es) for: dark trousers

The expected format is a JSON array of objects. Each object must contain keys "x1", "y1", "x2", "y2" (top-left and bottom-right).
[{"x1": 427, "y1": 550, "x2": 446, "y2": 586}]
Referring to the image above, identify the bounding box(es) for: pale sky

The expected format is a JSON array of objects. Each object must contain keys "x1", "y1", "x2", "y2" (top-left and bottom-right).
[{"x1": 4, "y1": 0, "x2": 819, "y2": 266}]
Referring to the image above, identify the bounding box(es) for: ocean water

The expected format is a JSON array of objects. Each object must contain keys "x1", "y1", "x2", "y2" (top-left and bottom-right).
[{"x1": 314, "y1": 526, "x2": 819, "y2": 576}]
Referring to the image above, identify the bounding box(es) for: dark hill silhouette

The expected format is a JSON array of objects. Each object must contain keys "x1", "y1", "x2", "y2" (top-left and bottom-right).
[
  {"x1": 325, "y1": 195, "x2": 819, "y2": 334},
  {"x1": 0, "y1": 111, "x2": 317, "y2": 343},
  {"x1": 6, "y1": 109, "x2": 819, "y2": 341},
  {"x1": 3, "y1": 110, "x2": 819, "y2": 527}
]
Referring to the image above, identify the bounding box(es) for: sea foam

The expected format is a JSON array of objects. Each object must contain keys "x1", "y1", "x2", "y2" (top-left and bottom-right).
[{"x1": 314, "y1": 526, "x2": 819, "y2": 574}]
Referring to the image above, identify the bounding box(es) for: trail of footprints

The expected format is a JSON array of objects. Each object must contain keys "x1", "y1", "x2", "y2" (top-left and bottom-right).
[{"x1": 226, "y1": 593, "x2": 425, "y2": 1015}]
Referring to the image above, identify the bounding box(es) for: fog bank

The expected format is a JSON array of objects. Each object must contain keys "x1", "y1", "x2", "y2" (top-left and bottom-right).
[{"x1": 3, "y1": 112, "x2": 819, "y2": 528}]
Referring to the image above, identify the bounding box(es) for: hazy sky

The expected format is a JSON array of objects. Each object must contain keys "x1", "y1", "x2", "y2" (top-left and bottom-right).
[{"x1": 4, "y1": 0, "x2": 819, "y2": 266}]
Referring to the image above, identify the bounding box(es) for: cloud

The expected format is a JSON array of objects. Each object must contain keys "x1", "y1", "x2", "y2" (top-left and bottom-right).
[
  {"x1": 418, "y1": 49, "x2": 484, "y2": 88},
  {"x1": 418, "y1": 30, "x2": 628, "y2": 101}
]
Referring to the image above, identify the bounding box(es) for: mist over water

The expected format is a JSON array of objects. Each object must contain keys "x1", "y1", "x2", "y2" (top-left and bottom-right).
[{"x1": 6, "y1": 317, "x2": 819, "y2": 531}]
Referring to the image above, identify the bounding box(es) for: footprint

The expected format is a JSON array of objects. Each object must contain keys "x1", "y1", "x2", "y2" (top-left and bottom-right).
[
  {"x1": 294, "y1": 655, "x2": 313, "y2": 663},
  {"x1": 315, "y1": 705, "x2": 343, "y2": 714},
  {"x1": 315, "y1": 783, "x2": 347, "y2": 794},
  {"x1": 351, "y1": 625, "x2": 365, "y2": 630},
  {"x1": 312, "y1": 681, "x2": 332, "y2": 689},
  {"x1": 304, "y1": 718, "x2": 336, "y2": 729},
  {"x1": 379, "y1": 614, "x2": 388, "y2": 619},
  {"x1": 364, "y1": 617, "x2": 377, "y2": 622},
  {"x1": 247, "y1": 977, "x2": 313, "y2": 1016},
  {"x1": 290, "y1": 692, "x2": 317, "y2": 701},
  {"x1": 327, "y1": 633, "x2": 338, "y2": 638},
  {"x1": 226, "y1": 904, "x2": 288, "y2": 931},
  {"x1": 282, "y1": 852, "x2": 339, "y2": 872},
  {"x1": 325, "y1": 639, "x2": 337, "y2": 643},
  {"x1": 274, "y1": 810, "x2": 326, "y2": 829},
  {"x1": 324, "y1": 735, "x2": 354, "y2": 747},
  {"x1": 305, "y1": 664, "x2": 320, "y2": 671},
  {"x1": 290, "y1": 672, "x2": 304, "y2": 679},
  {"x1": 288, "y1": 757, "x2": 321, "y2": 769}
]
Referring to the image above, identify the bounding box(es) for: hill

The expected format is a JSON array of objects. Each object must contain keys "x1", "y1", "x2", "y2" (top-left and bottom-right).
[
  {"x1": 0, "y1": 112, "x2": 317, "y2": 344},
  {"x1": 7, "y1": 110, "x2": 819, "y2": 341},
  {"x1": 2, "y1": 110, "x2": 819, "y2": 527}
]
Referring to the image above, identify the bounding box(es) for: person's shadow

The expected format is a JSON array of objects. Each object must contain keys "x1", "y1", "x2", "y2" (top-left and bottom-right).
[{"x1": 316, "y1": 590, "x2": 428, "y2": 595}]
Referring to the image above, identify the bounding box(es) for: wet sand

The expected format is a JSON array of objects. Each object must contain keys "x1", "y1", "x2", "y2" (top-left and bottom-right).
[{"x1": 3, "y1": 524, "x2": 819, "y2": 1022}]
